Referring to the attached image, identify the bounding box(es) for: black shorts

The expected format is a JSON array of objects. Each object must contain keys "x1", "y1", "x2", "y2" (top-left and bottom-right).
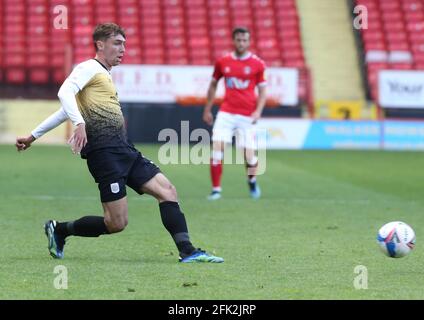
[{"x1": 86, "y1": 147, "x2": 161, "y2": 202}]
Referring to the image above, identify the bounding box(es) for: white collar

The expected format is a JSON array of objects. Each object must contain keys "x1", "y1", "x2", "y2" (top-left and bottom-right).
[{"x1": 231, "y1": 51, "x2": 252, "y2": 60}]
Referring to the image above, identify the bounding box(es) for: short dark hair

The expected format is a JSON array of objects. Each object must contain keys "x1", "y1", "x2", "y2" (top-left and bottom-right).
[
  {"x1": 93, "y1": 23, "x2": 126, "y2": 51},
  {"x1": 232, "y1": 27, "x2": 250, "y2": 39}
]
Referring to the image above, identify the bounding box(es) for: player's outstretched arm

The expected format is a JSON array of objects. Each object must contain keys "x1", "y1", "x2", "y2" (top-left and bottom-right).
[
  {"x1": 203, "y1": 79, "x2": 218, "y2": 126},
  {"x1": 15, "y1": 107, "x2": 69, "y2": 152}
]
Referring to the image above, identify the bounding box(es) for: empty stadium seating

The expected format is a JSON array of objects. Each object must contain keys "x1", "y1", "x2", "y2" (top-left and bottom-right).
[
  {"x1": 0, "y1": 0, "x2": 306, "y2": 85},
  {"x1": 355, "y1": 0, "x2": 424, "y2": 100}
]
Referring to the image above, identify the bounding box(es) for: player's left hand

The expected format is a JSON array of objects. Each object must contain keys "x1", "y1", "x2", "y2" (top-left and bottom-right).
[
  {"x1": 15, "y1": 135, "x2": 35, "y2": 152},
  {"x1": 251, "y1": 110, "x2": 261, "y2": 124},
  {"x1": 68, "y1": 123, "x2": 87, "y2": 154}
]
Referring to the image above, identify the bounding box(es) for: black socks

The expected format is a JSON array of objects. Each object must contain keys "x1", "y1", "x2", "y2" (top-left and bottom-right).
[
  {"x1": 54, "y1": 203, "x2": 196, "y2": 257},
  {"x1": 56, "y1": 216, "x2": 109, "y2": 238},
  {"x1": 159, "y1": 201, "x2": 196, "y2": 256}
]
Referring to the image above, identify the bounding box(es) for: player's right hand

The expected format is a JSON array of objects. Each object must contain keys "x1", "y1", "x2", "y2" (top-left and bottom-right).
[
  {"x1": 15, "y1": 135, "x2": 35, "y2": 152},
  {"x1": 203, "y1": 110, "x2": 214, "y2": 126},
  {"x1": 68, "y1": 123, "x2": 87, "y2": 154}
]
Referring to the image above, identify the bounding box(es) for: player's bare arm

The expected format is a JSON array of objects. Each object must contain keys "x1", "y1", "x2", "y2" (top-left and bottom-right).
[
  {"x1": 251, "y1": 85, "x2": 267, "y2": 124},
  {"x1": 203, "y1": 79, "x2": 218, "y2": 126}
]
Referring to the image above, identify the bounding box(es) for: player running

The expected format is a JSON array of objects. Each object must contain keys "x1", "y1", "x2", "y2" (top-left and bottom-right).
[
  {"x1": 203, "y1": 27, "x2": 267, "y2": 200},
  {"x1": 15, "y1": 23, "x2": 223, "y2": 263}
]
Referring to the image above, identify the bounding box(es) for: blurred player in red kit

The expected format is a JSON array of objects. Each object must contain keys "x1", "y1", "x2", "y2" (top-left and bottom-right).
[{"x1": 203, "y1": 27, "x2": 267, "y2": 200}]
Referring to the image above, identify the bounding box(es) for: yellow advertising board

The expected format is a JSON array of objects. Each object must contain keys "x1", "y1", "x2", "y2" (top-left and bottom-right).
[
  {"x1": 315, "y1": 100, "x2": 378, "y2": 120},
  {"x1": 0, "y1": 100, "x2": 68, "y2": 144}
]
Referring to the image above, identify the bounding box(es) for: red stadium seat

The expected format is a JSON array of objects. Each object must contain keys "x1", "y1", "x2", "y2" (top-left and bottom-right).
[
  {"x1": 212, "y1": 49, "x2": 231, "y2": 61},
  {"x1": 0, "y1": 0, "x2": 306, "y2": 84},
  {"x1": 187, "y1": 18, "x2": 208, "y2": 29},
  {"x1": 364, "y1": 41, "x2": 387, "y2": 52},
  {"x1": 188, "y1": 37, "x2": 210, "y2": 49},
  {"x1": 52, "y1": 68, "x2": 67, "y2": 84},
  {"x1": 388, "y1": 40, "x2": 410, "y2": 51},
  {"x1": 284, "y1": 58, "x2": 306, "y2": 69},
  {"x1": 123, "y1": 48, "x2": 142, "y2": 64},
  {"x1": 188, "y1": 28, "x2": 209, "y2": 37},
  {"x1": 207, "y1": 0, "x2": 227, "y2": 6},
  {"x1": 254, "y1": 9, "x2": 274, "y2": 19},
  {"x1": 259, "y1": 49, "x2": 281, "y2": 61},
  {"x1": 354, "y1": 0, "x2": 424, "y2": 101},
  {"x1": 166, "y1": 47, "x2": 188, "y2": 58},
  {"x1": 228, "y1": 0, "x2": 250, "y2": 7},
  {"x1": 6, "y1": 68, "x2": 26, "y2": 84},
  {"x1": 164, "y1": 36, "x2": 185, "y2": 48},
  {"x1": 190, "y1": 48, "x2": 210, "y2": 60},
  {"x1": 409, "y1": 31, "x2": 424, "y2": 43},
  {"x1": 386, "y1": 31, "x2": 408, "y2": 43},
  {"x1": 210, "y1": 17, "x2": 231, "y2": 28},
  {"x1": 414, "y1": 63, "x2": 424, "y2": 69},
  {"x1": 142, "y1": 56, "x2": 165, "y2": 64},
  {"x1": 144, "y1": 48, "x2": 165, "y2": 60},
  {"x1": 167, "y1": 56, "x2": 189, "y2": 65},
  {"x1": 265, "y1": 59, "x2": 283, "y2": 67},
  {"x1": 381, "y1": 13, "x2": 403, "y2": 26},
  {"x1": 411, "y1": 42, "x2": 424, "y2": 54},
  {"x1": 164, "y1": 27, "x2": 185, "y2": 37},
  {"x1": 51, "y1": 53, "x2": 66, "y2": 68},
  {"x1": 362, "y1": 31, "x2": 385, "y2": 43},
  {"x1": 210, "y1": 28, "x2": 231, "y2": 39},
  {"x1": 278, "y1": 28, "x2": 301, "y2": 41},
  {"x1": 189, "y1": 57, "x2": 211, "y2": 65},
  {"x1": 252, "y1": 0, "x2": 274, "y2": 9},
  {"x1": 209, "y1": 8, "x2": 229, "y2": 19},
  {"x1": 379, "y1": 0, "x2": 401, "y2": 11},
  {"x1": 406, "y1": 21, "x2": 424, "y2": 32},
  {"x1": 283, "y1": 48, "x2": 304, "y2": 61},
  {"x1": 402, "y1": 0, "x2": 423, "y2": 12},
  {"x1": 4, "y1": 53, "x2": 26, "y2": 67},
  {"x1": 212, "y1": 38, "x2": 233, "y2": 50},
  {"x1": 413, "y1": 52, "x2": 424, "y2": 64},
  {"x1": 390, "y1": 63, "x2": 414, "y2": 70},
  {"x1": 29, "y1": 69, "x2": 50, "y2": 84},
  {"x1": 383, "y1": 21, "x2": 405, "y2": 33},
  {"x1": 367, "y1": 62, "x2": 389, "y2": 73}
]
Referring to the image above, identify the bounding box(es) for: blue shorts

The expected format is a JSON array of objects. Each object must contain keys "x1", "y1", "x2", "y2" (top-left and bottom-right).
[{"x1": 86, "y1": 147, "x2": 161, "y2": 202}]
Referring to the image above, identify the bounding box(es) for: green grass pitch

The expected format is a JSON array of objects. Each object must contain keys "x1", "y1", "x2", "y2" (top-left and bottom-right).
[{"x1": 1, "y1": 144, "x2": 424, "y2": 299}]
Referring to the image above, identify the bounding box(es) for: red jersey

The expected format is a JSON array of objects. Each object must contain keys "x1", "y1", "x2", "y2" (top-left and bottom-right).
[{"x1": 212, "y1": 52, "x2": 266, "y2": 116}]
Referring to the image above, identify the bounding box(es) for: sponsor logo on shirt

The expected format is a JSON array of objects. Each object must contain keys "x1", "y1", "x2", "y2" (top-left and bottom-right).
[{"x1": 226, "y1": 77, "x2": 250, "y2": 89}]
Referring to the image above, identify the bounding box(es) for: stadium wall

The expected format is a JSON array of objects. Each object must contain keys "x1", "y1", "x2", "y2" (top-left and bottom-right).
[
  {"x1": 122, "y1": 103, "x2": 302, "y2": 143},
  {"x1": 2, "y1": 100, "x2": 424, "y2": 151},
  {"x1": 123, "y1": 104, "x2": 424, "y2": 151}
]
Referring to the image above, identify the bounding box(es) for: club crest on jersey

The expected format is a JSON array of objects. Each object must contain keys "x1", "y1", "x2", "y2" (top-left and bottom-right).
[
  {"x1": 224, "y1": 67, "x2": 231, "y2": 73},
  {"x1": 244, "y1": 66, "x2": 251, "y2": 74},
  {"x1": 226, "y1": 77, "x2": 250, "y2": 89}
]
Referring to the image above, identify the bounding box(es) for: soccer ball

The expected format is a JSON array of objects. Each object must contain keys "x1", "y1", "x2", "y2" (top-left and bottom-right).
[{"x1": 377, "y1": 221, "x2": 416, "y2": 258}]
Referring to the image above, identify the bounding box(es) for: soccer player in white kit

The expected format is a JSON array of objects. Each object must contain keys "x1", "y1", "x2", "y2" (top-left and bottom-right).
[{"x1": 16, "y1": 23, "x2": 223, "y2": 263}]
